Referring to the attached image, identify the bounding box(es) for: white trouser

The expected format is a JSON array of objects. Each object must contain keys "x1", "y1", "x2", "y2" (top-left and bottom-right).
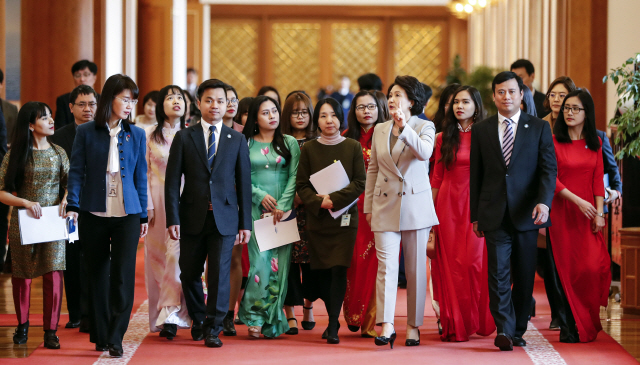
[{"x1": 375, "y1": 228, "x2": 430, "y2": 327}]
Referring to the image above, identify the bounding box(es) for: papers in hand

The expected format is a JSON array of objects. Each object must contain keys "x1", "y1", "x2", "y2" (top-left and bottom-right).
[
  {"x1": 254, "y1": 210, "x2": 300, "y2": 252},
  {"x1": 18, "y1": 205, "x2": 78, "y2": 245},
  {"x1": 308, "y1": 160, "x2": 358, "y2": 219}
]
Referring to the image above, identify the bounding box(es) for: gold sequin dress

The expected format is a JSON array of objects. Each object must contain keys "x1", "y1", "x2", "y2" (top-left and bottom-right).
[{"x1": 0, "y1": 145, "x2": 69, "y2": 278}]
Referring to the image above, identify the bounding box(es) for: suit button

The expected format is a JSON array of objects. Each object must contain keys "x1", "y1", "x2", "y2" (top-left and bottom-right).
[
  {"x1": 506, "y1": 174, "x2": 509, "y2": 177},
  {"x1": 122, "y1": 175, "x2": 126, "y2": 178},
  {"x1": 384, "y1": 178, "x2": 388, "y2": 182},
  {"x1": 398, "y1": 192, "x2": 402, "y2": 197},
  {"x1": 383, "y1": 193, "x2": 387, "y2": 197},
  {"x1": 120, "y1": 150, "x2": 123, "y2": 153},
  {"x1": 399, "y1": 178, "x2": 403, "y2": 182},
  {"x1": 209, "y1": 181, "x2": 212, "y2": 185},
  {"x1": 120, "y1": 157, "x2": 124, "y2": 161},
  {"x1": 403, "y1": 192, "x2": 406, "y2": 195},
  {"x1": 119, "y1": 143, "x2": 122, "y2": 146}
]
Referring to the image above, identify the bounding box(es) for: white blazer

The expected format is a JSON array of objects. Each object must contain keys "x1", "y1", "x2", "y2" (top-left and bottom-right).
[{"x1": 363, "y1": 116, "x2": 439, "y2": 232}]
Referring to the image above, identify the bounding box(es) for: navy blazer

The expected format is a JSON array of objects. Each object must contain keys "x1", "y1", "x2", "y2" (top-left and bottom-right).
[
  {"x1": 470, "y1": 112, "x2": 557, "y2": 232},
  {"x1": 66, "y1": 120, "x2": 148, "y2": 222},
  {"x1": 164, "y1": 123, "x2": 251, "y2": 236},
  {"x1": 598, "y1": 129, "x2": 622, "y2": 214}
]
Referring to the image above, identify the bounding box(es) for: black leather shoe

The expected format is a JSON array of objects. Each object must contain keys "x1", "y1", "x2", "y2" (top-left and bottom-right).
[
  {"x1": 191, "y1": 321, "x2": 205, "y2": 341},
  {"x1": 96, "y1": 344, "x2": 109, "y2": 351},
  {"x1": 79, "y1": 319, "x2": 90, "y2": 333},
  {"x1": 160, "y1": 323, "x2": 177, "y2": 340},
  {"x1": 348, "y1": 325, "x2": 360, "y2": 332},
  {"x1": 13, "y1": 321, "x2": 29, "y2": 344},
  {"x1": 223, "y1": 313, "x2": 237, "y2": 336},
  {"x1": 374, "y1": 331, "x2": 397, "y2": 349},
  {"x1": 405, "y1": 329, "x2": 420, "y2": 346},
  {"x1": 549, "y1": 318, "x2": 561, "y2": 331},
  {"x1": 205, "y1": 334, "x2": 223, "y2": 348},
  {"x1": 65, "y1": 320, "x2": 81, "y2": 329},
  {"x1": 108, "y1": 344, "x2": 123, "y2": 358},
  {"x1": 44, "y1": 331, "x2": 60, "y2": 349},
  {"x1": 494, "y1": 333, "x2": 513, "y2": 351},
  {"x1": 327, "y1": 334, "x2": 340, "y2": 344},
  {"x1": 559, "y1": 329, "x2": 580, "y2": 343},
  {"x1": 437, "y1": 319, "x2": 442, "y2": 335},
  {"x1": 321, "y1": 322, "x2": 340, "y2": 339},
  {"x1": 285, "y1": 318, "x2": 298, "y2": 335},
  {"x1": 513, "y1": 337, "x2": 526, "y2": 347}
]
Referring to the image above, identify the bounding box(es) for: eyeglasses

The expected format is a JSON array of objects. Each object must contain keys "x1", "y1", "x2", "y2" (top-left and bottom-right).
[
  {"x1": 292, "y1": 110, "x2": 309, "y2": 117},
  {"x1": 73, "y1": 72, "x2": 94, "y2": 79},
  {"x1": 115, "y1": 96, "x2": 138, "y2": 106},
  {"x1": 228, "y1": 98, "x2": 239, "y2": 105},
  {"x1": 74, "y1": 102, "x2": 97, "y2": 108},
  {"x1": 355, "y1": 104, "x2": 377, "y2": 112},
  {"x1": 563, "y1": 106, "x2": 585, "y2": 113},
  {"x1": 548, "y1": 92, "x2": 567, "y2": 100}
]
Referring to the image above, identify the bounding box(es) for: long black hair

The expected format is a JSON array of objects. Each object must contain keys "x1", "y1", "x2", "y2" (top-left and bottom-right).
[
  {"x1": 439, "y1": 86, "x2": 484, "y2": 170},
  {"x1": 151, "y1": 85, "x2": 187, "y2": 145},
  {"x1": 554, "y1": 89, "x2": 600, "y2": 152},
  {"x1": 95, "y1": 74, "x2": 139, "y2": 128},
  {"x1": 433, "y1": 83, "x2": 461, "y2": 133},
  {"x1": 344, "y1": 90, "x2": 386, "y2": 141},
  {"x1": 233, "y1": 97, "x2": 253, "y2": 126},
  {"x1": 3, "y1": 102, "x2": 51, "y2": 192},
  {"x1": 243, "y1": 95, "x2": 292, "y2": 165}
]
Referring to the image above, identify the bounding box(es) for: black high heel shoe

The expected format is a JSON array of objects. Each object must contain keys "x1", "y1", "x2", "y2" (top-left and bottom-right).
[
  {"x1": 13, "y1": 321, "x2": 29, "y2": 345},
  {"x1": 374, "y1": 331, "x2": 397, "y2": 349},
  {"x1": 405, "y1": 329, "x2": 420, "y2": 346},
  {"x1": 437, "y1": 319, "x2": 442, "y2": 335},
  {"x1": 322, "y1": 322, "x2": 340, "y2": 339},
  {"x1": 301, "y1": 305, "x2": 315, "y2": 330}
]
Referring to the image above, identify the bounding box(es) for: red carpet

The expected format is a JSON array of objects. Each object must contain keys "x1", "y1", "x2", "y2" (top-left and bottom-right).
[{"x1": 3, "y1": 245, "x2": 639, "y2": 365}]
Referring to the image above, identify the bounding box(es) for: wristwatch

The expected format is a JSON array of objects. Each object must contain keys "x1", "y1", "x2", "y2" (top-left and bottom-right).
[{"x1": 597, "y1": 212, "x2": 604, "y2": 217}]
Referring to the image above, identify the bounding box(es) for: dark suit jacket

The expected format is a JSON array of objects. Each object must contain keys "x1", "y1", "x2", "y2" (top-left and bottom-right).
[
  {"x1": 55, "y1": 92, "x2": 100, "y2": 130},
  {"x1": 0, "y1": 99, "x2": 18, "y2": 143},
  {"x1": 470, "y1": 112, "x2": 557, "y2": 232},
  {"x1": 50, "y1": 122, "x2": 77, "y2": 158},
  {"x1": 598, "y1": 130, "x2": 622, "y2": 214},
  {"x1": 66, "y1": 121, "x2": 148, "y2": 222},
  {"x1": 0, "y1": 108, "x2": 8, "y2": 162},
  {"x1": 533, "y1": 90, "x2": 547, "y2": 118},
  {"x1": 164, "y1": 123, "x2": 252, "y2": 236}
]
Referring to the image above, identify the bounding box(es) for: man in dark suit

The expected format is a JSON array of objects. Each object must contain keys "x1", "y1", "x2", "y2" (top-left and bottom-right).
[
  {"x1": 511, "y1": 59, "x2": 548, "y2": 118},
  {"x1": 0, "y1": 107, "x2": 8, "y2": 272},
  {"x1": 165, "y1": 79, "x2": 252, "y2": 348},
  {"x1": 0, "y1": 68, "x2": 19, "y2": 143},
  {"x1": 55, "y1": 60, "x2": 98, "y2": 130},
  {"x1": 50, "y1": 84, "x2": 97, "y2": 331},
  {"x1": 470, "y1": 71, "x2": 557, "y2": 351}
]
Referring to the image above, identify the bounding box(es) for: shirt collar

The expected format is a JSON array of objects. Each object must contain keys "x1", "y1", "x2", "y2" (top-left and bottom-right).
[
  {"x1": 498, "y1": 109, "x2": 521, "y2": 125},
  {"x1": 106, "y1": 120, "x2": 122, "y2": 132},
  {"x1": 457, "y1": 122, "x2": 473, "y2": 133},
  {"x1": 201, "y1": 118, "x2": 222, "y2": 132}
]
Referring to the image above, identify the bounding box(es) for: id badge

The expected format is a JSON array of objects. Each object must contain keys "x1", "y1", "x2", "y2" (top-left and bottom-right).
[
  {"x1": 108, "y1": 180, "x2": 118, "y2": 197},
  {"x1": 341, "y1": 214, "x2": 351, "y2": 227}
]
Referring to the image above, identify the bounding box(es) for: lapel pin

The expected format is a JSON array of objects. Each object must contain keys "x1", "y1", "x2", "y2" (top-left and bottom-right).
[
  {"x1": 126, "y1": 134, "x2": 130, "y2": 142},
  {"x1": 524, "y1": 124, "x2": 529, "y2": 128},
  {"x1": 227, "y1": 134, "x2": 231, "y2": 138}
]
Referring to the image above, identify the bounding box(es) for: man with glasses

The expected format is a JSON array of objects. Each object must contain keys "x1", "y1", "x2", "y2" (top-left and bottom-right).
[
  {"x1": 55, "y1": 60, "x2": 99, "y2": 129},
  {"x1": 50, "y1": 84, "x2": 98, "y2": 332}
]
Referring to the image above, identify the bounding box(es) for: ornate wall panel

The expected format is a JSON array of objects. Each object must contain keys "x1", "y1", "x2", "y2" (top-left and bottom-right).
[
  {"x1": 272, "y1": 23, "x2": 321, "y2": 99},
  {"x1": 393, "y1": 23, "x2": 442, "y2": 116},
  {"x1": 331, "y1": 23, "x2": 380, "y2": 92},
  {"x1": 210, "y1": 21, "x2": 258, "y2": 98}
]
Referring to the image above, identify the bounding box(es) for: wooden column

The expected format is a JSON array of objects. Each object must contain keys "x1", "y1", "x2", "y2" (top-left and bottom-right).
[
  {"x1": 137, "y1": 0, "x2": 173, "y2": 95},
  {"x1": 0, "y1": 0, "x2": 6, "y2": 100},
  {"x1": 621, "y1": 228, "x2": 640, "y2": 314},
  {"x1": 187, "y1": 0, "x2": 203, "y2": 76},
  {"x1": 20, "y1": 0, "x2": 94, "y2": 108}
]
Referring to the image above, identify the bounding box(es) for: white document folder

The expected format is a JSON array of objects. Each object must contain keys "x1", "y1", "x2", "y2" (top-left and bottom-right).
[
  {"x1": 308, "y1": 160, "x2": 358, "y2": 219},
  {"x1": 18, "y1": 205, "x2": 69, "y2": 245},
  {"x1": 254, "y1": 210, "x2": 300, "y2": 252}
]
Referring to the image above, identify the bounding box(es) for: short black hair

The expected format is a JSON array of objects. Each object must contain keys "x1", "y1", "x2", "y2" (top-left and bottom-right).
[
  {"x1": 313, "y1": 98, "x2": 345, "y2": 131},
  {"x1": 71, "y1": 60, "x2": 98, "y2": 75},
  {"x1": 257, "y1": 86, "x2": 281, "y2": 107},
  {"x1": 510, "y1": 59, "x2": 535, "y2": 76},
  {"x1": 388, "y1": 75, "x2": 427, "y2": 116},
  {"x1": 0, "y1": 68, "x2": 3, "y2": 84},
  {"x1": 358, "y1": 73, "x2": 382, "y2": 91},
  {"x1": 492, "y1": 71, "x2": 525, "y2": 93},
  {"x1": 70, "y1": 85, "x2": 98, "y2": 104},
  {"x1": 142, "y1": 90, "x2": 159, "y2": 107},
  {"x1": 95, "y1": 74, "x2": 139, "y2": 128},
  {"x1": 422, "y1": 83, "x2": 433, "y2": 105},
  {"x1": 187, "y1": 68, "x2": 197, "y2": 74},
  {"x1": 224, "y1": 84, "x2": 238, "y2": 99},
  {"x1": 197, "y1": 79, "x2": 228, "y2": 101}
]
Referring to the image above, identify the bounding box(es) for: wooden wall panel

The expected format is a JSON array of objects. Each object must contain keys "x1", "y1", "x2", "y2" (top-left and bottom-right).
[
  {"x1": 137, "y1": 0, "x2": 173, "y2": 96},
  {"x1": 0, "y1": 0, "x2": 6, "y2": 100},
  {"x1": 187, "y1": 1, "x2": 203, "y2": 77},
  {"x1": 20, "y1": 0, "x2": 94, "y2": 109}
]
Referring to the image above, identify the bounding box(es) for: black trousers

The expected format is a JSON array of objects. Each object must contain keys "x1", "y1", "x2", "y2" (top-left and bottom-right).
[
  {"x1": 80, "y1": 212, "x2": 140, "y2": 348},
  {"x1": 180, "y1": 212, "x2": 235, "y2": 336},
  {"x1": 284, "y1": 262, "x2": 321, "y2": 306},
  {"x1": 0, "y1": 202, "x2": 9, "y2": 270},
  {"x1": 64, "y1": 239, "x2": 89, "y2": 323},
  {"x1": 484, "y1": 212, "x2": 538, "y2": 338},
  {"x1": 315, "y1": 266, "x2": 348, "y2": 331}
]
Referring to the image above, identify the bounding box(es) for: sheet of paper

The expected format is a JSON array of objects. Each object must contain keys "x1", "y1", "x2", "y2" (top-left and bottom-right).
[
  {"x1": 254, "y1": 210, "x2": 300, "y2": 252},
  {"x1": 309, "y1": 160, "x2": 358, "y2": 219},
  {"x1": 18, "y1": 206, "x2": 68, "y2": 245}
]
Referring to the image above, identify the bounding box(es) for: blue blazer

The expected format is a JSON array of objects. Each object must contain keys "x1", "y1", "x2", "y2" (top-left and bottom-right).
[
  {"x1": 66, "y1": 120, "x2": 148, "y2": 222},
  {"x1": 597, "y1": 129, "x2": 622, "y2": 214}
]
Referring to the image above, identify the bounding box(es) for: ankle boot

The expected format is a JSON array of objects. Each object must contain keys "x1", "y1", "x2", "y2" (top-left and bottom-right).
[
  {"x1": 44, "y1": 330, "x2": 60, "y2": 349},
  {"x1": 13, "y1": 321, "x2": 29, "y2": 344}
]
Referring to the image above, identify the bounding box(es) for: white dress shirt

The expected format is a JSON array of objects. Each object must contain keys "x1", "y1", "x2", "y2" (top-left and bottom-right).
[
  {"x1": 200, "y1": 118, "x2": 222, "y2": 156},
  {"x1": 498, "y1": 109, "x2": 521, "y2": 146}
]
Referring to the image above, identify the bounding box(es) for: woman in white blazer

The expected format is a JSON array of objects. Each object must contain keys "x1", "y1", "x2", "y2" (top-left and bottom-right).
[{"x1": 364, "y1": 75, "x2": 438, "y2": 348}]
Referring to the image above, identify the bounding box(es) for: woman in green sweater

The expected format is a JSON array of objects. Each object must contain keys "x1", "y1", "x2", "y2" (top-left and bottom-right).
[
  {"x1": 238, "y1": 95, "x2": 301, "y2": 338},
  {"x1": 296, "y1": 98, "x2": 366, "y2": 344}
]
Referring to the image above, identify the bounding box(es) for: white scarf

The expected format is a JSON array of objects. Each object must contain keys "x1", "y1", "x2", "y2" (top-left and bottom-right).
[{"x1": 107, "y1": 121, "x2": 122, "y2": 174}]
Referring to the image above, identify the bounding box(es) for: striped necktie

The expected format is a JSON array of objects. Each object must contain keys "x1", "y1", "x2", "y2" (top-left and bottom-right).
[
  {"x1": 208, "y1": 125, "x2": 216, "y2": 168},
  {"x1": 502, "y1": 118, "x2": 514, "y2": 167}
]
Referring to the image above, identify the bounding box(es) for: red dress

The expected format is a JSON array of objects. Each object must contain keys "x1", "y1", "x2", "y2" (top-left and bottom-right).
[
  {"x1": 431, "y1": 131, "x2": 495, "y2": 342},
  {"x1": 549, "y1": 137, "x2": 610, "y2": 342},
  {"x1": 342, "y1": 126, "x2": 378, "y2": 337}
]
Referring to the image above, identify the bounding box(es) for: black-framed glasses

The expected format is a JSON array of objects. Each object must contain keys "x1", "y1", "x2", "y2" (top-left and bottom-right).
[
  {"x1": 355, "y1": 103, "x2": 377, "y2": 112},
  {"x1": 292, "y1": 110, "x2": 309, "y2": 117},
  {"x1": 563, "y1": 106, "x2": 585, "y2": 113},
  {"x1": 74, "y1": 102, "x2": 97, "y2": 108},
  {"x1": 228, "y1": 98, "x2": 239, "y2": 105}
]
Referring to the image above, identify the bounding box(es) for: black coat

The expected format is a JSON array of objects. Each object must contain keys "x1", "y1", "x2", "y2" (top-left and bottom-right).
[
  {"x1": 470, "y1": 112, "x2": 557, "y2": 232},
  {"x1": 49, "y1": 122, "x2": 77, "y2": 158}
]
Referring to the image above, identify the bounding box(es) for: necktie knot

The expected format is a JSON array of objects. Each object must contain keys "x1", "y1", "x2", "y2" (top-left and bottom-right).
[{"x1": 210, "y1": 125, "x2": 216, "y2": 134}]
